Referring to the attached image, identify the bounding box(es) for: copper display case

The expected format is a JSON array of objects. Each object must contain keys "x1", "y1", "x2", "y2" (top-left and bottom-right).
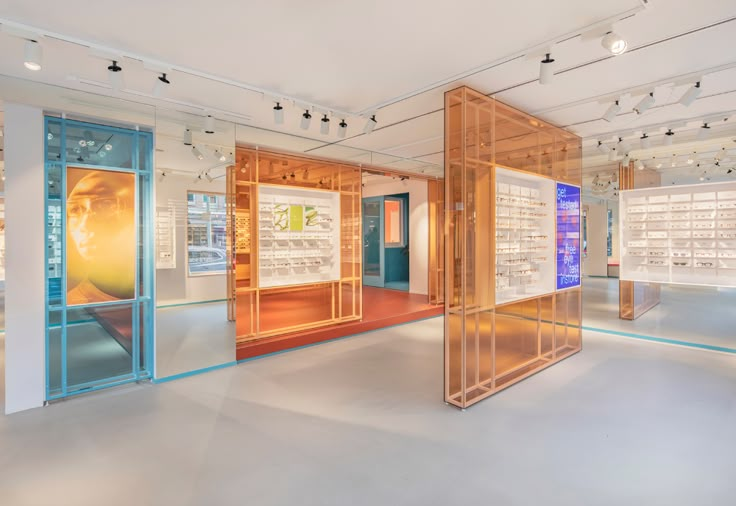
[
  {"x1": 444, "y1": 86, "x2": 582, "y2": 409},
  {"x1": 229, "y1": 148, "x2": 362, "y2": 348}
]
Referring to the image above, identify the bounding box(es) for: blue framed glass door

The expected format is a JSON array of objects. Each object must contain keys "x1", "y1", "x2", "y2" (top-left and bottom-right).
[
  {"x1": 44, "y1": 117, "x2": 154, "y2": 400},
  {"x1": 362, "y1": 196, "x2": 384, "y2": 287}
]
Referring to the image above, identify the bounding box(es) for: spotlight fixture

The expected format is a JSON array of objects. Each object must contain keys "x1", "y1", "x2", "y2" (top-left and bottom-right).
[
  {"x1": 539, "y1": 53, "x2": 555, "y2": 85},
  {"x1": 23, "y1": 40, "x2": 42, "y2": 71},
  {"x1": 300, "y1": 109, "x2": 312, "y2": 130},
  {"x1": 622, "y1": 154, "x2": 630, "y2": 165},
  {"x1": 697, "y1": 122, "x2": 711, "y2": 140},
  {"x1": 655, "y1": 160, "x2": 663, "y2": 169},
  {"x1": 640, "y1": 133, "x2": 651, "y2": 149},
  {"x1": 273, "y1": 102, "x2": 284, "y2": 124},
  {"x1": 282, "y1": 174, "x2": 288, "y2": 181},
  {"x1": 153, "y1": 73, "x2": 170, "y2": 97},
  {"x1": 337, "y1": 119, "x2": 348, "y2": 139},
  {"x1": 687, "y1": 152, "x2": 695, "y2": 164},
  {"x1": 204, "y1": 115, "x2": 215, "y2": 134},
  {"x1": 670, "y1": 154, "x2": 677, "y2": 167},
  {"x1": 290, "y1": 172, "x2": 296, "y2": 179},
  {"x1": 213, "y1": 149, "x2": 227, "y2": 162},
  {"x1": 663, "y1": 129, "x2": 674, "y2": 146},
  {"x1": 728, "y1": 169, "x2": 733, "y2": 174},
  {"x1": 302, "y1": 170, "x2": 309, "y2": 180},
  {"x1": 608, "y1": 147, "x2": 617, "y2": 161},
  {"x1": 602, "y1": 100, "x2": 621, "y2": 122},
  {"x1": 596, "y1": 141, "x2": 611, "y2": 154},
  {"x1": 363, "y1": 115, "x2": 377, "y2": 134},
  {"x1": 678, "y1": 81, "x2": 701, "y2": 107},
  {"x1": 637, "y1": 161, "x2": 645, "y2": 170},
  {"x1": 158, "y1": 170, "x2": 167, "y2": 183},
  {"x1": 320, "y1": 114, "x2": 330, "y2": 135},
  {"x1": 601, "y1": 31, "x2": 628, "y2": 55},
  {"x1": 191, "y1": 146, "x2": 204, "y2": 160},
  {"x1": 183, "y1": 129, "x2": 193, "y2": 146},
  {"x1": 205, "y1": 171, "x2": 213, "y2": 183},
  {"x1": 617, "y1": 137, "x2": 630, "y2": 154},
  {"x1": 107, "y1": 60, "x2": 124, "y2": 90},
  {"x1": 634, "y1": 92, "x2": 655, "y2": 115},
  {"x1": 194, "y1": 173, "x2": 202, "y2": 184}
]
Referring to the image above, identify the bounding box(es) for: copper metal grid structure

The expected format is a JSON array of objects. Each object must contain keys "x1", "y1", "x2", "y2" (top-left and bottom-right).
[
  {"x1": 618, "y1": 161, "x2": 662, "y2": 320},
  {"x1": 230, "y1": 147, "x2": 363, "y2": 347},
  {"x1": 444, "y1": 86, "x2": 583, "y2": 409}
]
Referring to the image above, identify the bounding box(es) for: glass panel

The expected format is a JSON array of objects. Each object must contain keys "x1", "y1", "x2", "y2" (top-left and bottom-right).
[
  {"x1": 47, "y1": 310, "x2": 63, "y2": 397},
  {"x1": 154, "y1": 110, "x2": 236, "y2": 378},
  {"x1": 259, "y1": 285, "x2": 334, "y2": 334},
  {"x1": 187, "y1": 191, "x2": 228, "y2": 275},
  {"x1": 65, "y1": 304, "x2": 134, "y2": 391},
  {"x1": 363, "y1": 200, "x2": 381, "y2": 277},
  {"x1": 64, "y1": 122, "x2": 135, "y2": 169}
]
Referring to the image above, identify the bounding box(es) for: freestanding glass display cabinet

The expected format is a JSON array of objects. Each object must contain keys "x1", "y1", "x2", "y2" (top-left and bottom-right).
[{"x1": 444, "y1": 87, "x2": 583, "y2": 409}]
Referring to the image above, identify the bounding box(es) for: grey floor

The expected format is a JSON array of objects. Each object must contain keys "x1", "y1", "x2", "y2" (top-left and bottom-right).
[
  {"x1": 583, "y1": 277, "x2": 736, "y2": 349},
  {"x1": 1, "y1": 317, "x2": 736, "y2": 505}
]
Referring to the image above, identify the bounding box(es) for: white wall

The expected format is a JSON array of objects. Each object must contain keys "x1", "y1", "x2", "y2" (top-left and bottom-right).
[
  {"x1": 155, "y1": 173, "x2": 226, "y2": 304},
  {"x1": 583, "y1": 203, "x2": 608, "y2": 277},
  {"x1": 4, "y1": 104, "x2": 45, "y2": 414},
  {"x1": 363, "y1": 179, "x2": 429, "y2": 295}
]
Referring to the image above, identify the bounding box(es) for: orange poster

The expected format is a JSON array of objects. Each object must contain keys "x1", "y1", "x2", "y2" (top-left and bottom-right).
[{"x1": 66, "y1": 168, "x2": 136, "y2": 306}]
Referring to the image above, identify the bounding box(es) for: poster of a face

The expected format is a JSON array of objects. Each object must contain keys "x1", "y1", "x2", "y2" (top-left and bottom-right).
[{"x1": 66, "y1": 168, "x2": 136, "y2": 306}]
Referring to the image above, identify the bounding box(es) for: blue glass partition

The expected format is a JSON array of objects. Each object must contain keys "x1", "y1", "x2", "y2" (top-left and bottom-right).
[{"x1": 44, "y1": 117, "x2": 154, "y2": 400}]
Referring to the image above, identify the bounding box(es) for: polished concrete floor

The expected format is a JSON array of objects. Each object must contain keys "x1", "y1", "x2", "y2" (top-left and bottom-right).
[
  {"x1": 1, "y1": 317, "x2": 736, "y2": 505},
  {"x1": 583, "y1": 277, "x2": 736, "y2": 349}
]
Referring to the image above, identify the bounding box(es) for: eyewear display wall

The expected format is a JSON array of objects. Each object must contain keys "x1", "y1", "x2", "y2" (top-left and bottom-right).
[
  {"x1": 444, "y1": 86, "x2": 582, "y2": 409},
  {"x1": 231, "y1": 147, "x2": 362, "y2": 358}
]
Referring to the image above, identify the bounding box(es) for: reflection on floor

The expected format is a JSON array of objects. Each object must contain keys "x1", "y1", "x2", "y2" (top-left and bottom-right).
[
  {"x1": 237, "y1": 286, "x2": 442, "y2": 360},
  {"x1": 2, "y1": 319, "x2": 735, "y2": 505},
  {"x1": 583, "y1": 277, "x2": 736, "y2": 350},
  {"x1": 156, "y1": 301, "x2": 235, "y2": 379},
  {"x1": 384, "y1": 281, "x2": 409, "y2": 291}
]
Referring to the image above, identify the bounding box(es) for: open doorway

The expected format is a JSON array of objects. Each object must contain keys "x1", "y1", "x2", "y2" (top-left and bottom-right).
[{"x1": 363, "y1": 192, "x2": 410, "y2": 291}]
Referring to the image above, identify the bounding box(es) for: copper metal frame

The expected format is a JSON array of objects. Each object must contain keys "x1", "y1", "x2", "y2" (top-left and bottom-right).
[{"x1": 444, "y1": 86, "x2": 582, "y2": 409}]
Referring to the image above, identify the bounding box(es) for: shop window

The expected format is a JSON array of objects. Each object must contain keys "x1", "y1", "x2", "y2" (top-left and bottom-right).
[
  {"x1": 384, "y1": 198, "x2": 405, "y2": 247},
  {"x1": 187, "y1": 191, "x2": 227, "y2": 275}
]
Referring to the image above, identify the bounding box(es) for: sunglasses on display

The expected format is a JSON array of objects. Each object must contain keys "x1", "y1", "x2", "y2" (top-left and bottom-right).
[
  {"x1": 673, "y1": 261, "x2": 689, "y2": 266},
  {"x1": 671, "y1": 252, "x2": 690, "y2": 257},
  {"x1": 649, "y1": 251, "x2": 666, "y2": 256},
  {"x1": 696, "y1": 262, "x2": 714, "y2": 267},
  {"x1": 648, "y1": 260, "x2": 666, "y2": 266}
]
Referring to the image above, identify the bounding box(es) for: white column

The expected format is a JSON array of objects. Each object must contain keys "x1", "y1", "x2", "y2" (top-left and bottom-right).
[{"x1": 4, "y1": 103, "x2": 45, "y2": 414}]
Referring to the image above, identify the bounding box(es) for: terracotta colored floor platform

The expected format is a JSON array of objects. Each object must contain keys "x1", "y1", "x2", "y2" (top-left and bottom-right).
[{"x1": 236, "y1": 286, "x2": 443, "y2": 360}]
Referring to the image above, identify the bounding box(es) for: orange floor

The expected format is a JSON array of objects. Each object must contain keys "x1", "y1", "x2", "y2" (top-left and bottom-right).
[{"x1": 236, "y1": 286, "x2": 443, "y2": 360}]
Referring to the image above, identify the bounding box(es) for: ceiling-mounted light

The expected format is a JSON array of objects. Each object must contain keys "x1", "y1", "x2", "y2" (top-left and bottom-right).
[
  {"x1": 608, "y1": 147, "x2": 617, "y2": 161},
  {"x1": 191, "y1": 146, "x2": 204, "y2": 160},
  {"x1": 602, "y1": 100, "x2": 621, "y2": 122},
  {"x1": 539, "y1": 53, "x2": 555, "y2": 85},
  {"x1": 655, "y1": 159, "x2": 663, "y2": 169},
  {"x1": 337, "y1": 119, "x2": 348, "y2": 139},
  {"x1": 273, "y1": 102, "x2": 284, "y2": 124},
  {"x1": 687, "y1": 152, "x2": 695, "y2": 164},
  {"x1": 621, "y1": 154, "x2": 630, "y2": 165},
  {"x1": 107, "y1": 60, "x2": 123, "y2": 90},
  {"x1": 300, "y1": 109, "x2": 312, "y2": 130},
  {"x1": 592, "y1": 174, "x2": 600, "y2": 185},
  {"x1": 23, "y1": 40, "x2": 42, "y2": 71},
  {"x1": 205, "y1": 171, "x2": 214, "y2": 183},
  {"x1": 639, "y1": 133, "x2": 651, "y2": 149},
  {"x1": 637, "y1": 160, "x2": 645, "y2": 170},
  {"x1": 194, "y1": 173, "x2": 202, "y2": 184},
  {"x1": 302, "y1": 170, "x2": 309, "y2": 180},
  {"x1": 213, "y1": 149, "x2": 226, "y2": 162},
  {"x1": 617, "y1": 137, "x2": 630, "y2": 154},
  {"x1": 663, "y1": 129, "x2": 674, "y2": 146},
  {"x1": 153, "y1": 73, "x2": 170, "y2": 97},
  {"x1": 678, "y1": 81, "x2": 701, "y2": 107},
  {"x1": 363, "y1": 115, "x2": 377, "y2": 134},
  {"x1": 596, "y1": 141, "x2": 611, "y2": 154},
  {"x1": 670, "y1": 154, "x2": 677, "y2": 167},
  {"x1": 320, "y1": 114, "x2": 330, "y2": 135},
  {"x1": 728, "y1": 169, "x2": 733, "y2": 174},
  {"x1": 158, "y1": 170, "x2": 167, "y2": 183},
  {"x1": 183, "y1": 129, "x2": 192, "y2": 146},
  {"x1": 601, "y1": 31, "x2": 628, "y2": 55},
  {"x1": 634, "y1": 92, "x2": 655, "y2": 115},
  {"x1": 697, "y1": 122, "x2": 711, "y2": 140},
  {"x1": 204, "y1": 115, "x2": 215, "y2": 134}
]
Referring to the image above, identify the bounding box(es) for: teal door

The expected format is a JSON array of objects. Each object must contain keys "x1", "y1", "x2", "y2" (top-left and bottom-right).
[{"x1": 362, "y1": 197, "x2": 384, "y2": 287}]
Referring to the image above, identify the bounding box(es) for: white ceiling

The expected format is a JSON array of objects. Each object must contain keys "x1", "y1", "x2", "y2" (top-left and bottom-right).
[{"x1": 0, "y1": 0, "x2": 735, "y2": 190}]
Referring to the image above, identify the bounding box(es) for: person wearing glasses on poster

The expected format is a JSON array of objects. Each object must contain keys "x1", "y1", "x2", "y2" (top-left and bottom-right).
[{"x1": 66, "y1": 169, "x2": 136, "y2": 306}]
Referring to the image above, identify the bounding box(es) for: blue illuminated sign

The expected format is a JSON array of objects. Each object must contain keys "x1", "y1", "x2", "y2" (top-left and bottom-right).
[{"x1": 556, "y1": 183, "x2": 581, "y2": 290}]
